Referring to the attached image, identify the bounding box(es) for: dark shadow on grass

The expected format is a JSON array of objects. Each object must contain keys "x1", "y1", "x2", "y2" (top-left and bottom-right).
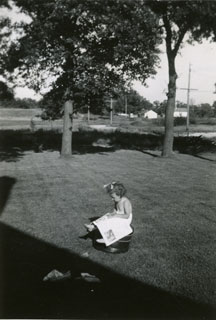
[
  {"x1": 138, "y1": 149, "x2": 161, "y2": 158},
  {"x1": 0, "y1": 129, "x2": 163, "y2": 162},
  {"x1": 0, "y1": 148, "x2": 26, "y2": 162},
  {"x1": 89, "y1": 216, "x2": 100, "y2": 222},
  {"x1": 0, "y1": 130, "x2": 216, "y2": 162},
  {"x1": 0, "y1": 176, "x2": 16, "y2": 215},
  {"x1": 193, "y1": 154, "x2": 216, "y2": 163},
  {"x1": 72, "y1": 145, "x2": 116, "y2": 155},
  {"x1": 0, "y1": 222, "x2": 215, "y2": 319},
  {"x1": 0, "y1": 146, "x2": 116, "y2": 162}
]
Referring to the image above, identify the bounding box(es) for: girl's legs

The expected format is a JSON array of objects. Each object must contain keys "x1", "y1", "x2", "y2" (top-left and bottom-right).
[
  {"x1": 84, "y1": 223, "x2": 96, "y2": 232},
  {"x1": 84, "y1": 223, "x2": 105, "y2": 243}
]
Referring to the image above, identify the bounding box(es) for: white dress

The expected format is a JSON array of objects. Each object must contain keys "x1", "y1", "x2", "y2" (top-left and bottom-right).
[
  {"x1": 93, "y1": 197, "x2": 133, "y2": 246},
  {"x1": 115, "y1": 197, "x2": 133, "y2": 225}
]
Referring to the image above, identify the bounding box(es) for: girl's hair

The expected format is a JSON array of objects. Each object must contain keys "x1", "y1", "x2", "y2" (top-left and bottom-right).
[{"x1": 104, "y1": 181, "x2": 127, "y2": 197}]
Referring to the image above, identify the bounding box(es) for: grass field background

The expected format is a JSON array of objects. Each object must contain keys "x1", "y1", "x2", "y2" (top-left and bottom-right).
[
  {"x1": 1, "y1": 108, "x2": 216, "y2": 135},
  {"x1": 0, "y1": 147, "x2": 216, "y2": 318}
]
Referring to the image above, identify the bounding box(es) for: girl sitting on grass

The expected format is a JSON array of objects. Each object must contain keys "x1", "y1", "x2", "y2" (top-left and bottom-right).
[{"x1": 85, "y1": 181, "x2": 133, "y2": 245}]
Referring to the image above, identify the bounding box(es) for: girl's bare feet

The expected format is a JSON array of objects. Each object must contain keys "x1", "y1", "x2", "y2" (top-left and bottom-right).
[{"x1": 84, "y1": 223, "x2": 95, "y2": 232}]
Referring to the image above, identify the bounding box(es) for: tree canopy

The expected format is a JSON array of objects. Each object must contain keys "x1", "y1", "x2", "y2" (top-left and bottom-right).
[
  {"x1": 1, "y1": 0, "x2": 161, "y2": 106},
  {"x1": 0, "y1": 0, "x2": 162, "y2": 155},
  {"x1": 0, "y1": 80, "x2": 14, "y2": 100}
]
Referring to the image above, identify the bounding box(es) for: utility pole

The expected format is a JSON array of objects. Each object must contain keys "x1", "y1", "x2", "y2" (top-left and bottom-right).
[
  {"x1": 87, "y1": 98, "x2": 90, "y2": 123},
  {"x1": 125, "y1": 95, "x2": 127, "y2": 115},
  {"x1": 186, "y1": 64, "x2": 191, "y2": 135},
  {"x1": 87, "y1": 105, "x2": 90, "y2": 123},
  {"x1": 110, "y1": 97, "x2": 113, "y2": 125},
  {"x1": 178, "y1": 64, "x2": 198, "y2": 136}
]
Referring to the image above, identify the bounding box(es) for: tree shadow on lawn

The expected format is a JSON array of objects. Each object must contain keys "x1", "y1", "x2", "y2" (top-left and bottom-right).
[
  {"x1": 0, "y1": 147, "x2": 26, "y2": 162},
  {"x1": 193, "y1": 154, "x2": 216, "y2": 163},
  {"x1": 0, "y1": 222, "x2": 215, "y2": 319},
  {"x1": 0, "y1": 145, "x2": 116, "y2": 162},
  {"x1": 0, "y1": 129, "x2": 163, "y2": 162},
  {"x1": 0, "y1": 176, "x2": 16, "y2": 216},
  {"x1": 1, "y1": 129, "x2": 216, "y2": 162}
]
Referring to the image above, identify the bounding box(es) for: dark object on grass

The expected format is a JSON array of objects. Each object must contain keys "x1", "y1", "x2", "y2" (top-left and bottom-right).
[
  {"x1": 93, "y1": 227, "x2": 134, "y2": 254},
  {"x1": 0, "y1": 176, "x2": 16, "y2": 215},
  {"x1": 43, "y1": 269, "x2": 71, "y2": 282}
]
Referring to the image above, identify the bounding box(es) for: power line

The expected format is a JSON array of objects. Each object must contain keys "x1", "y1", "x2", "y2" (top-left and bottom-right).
[{"x1": 177, "y1": 64, "x2": 215, "y2": 135}]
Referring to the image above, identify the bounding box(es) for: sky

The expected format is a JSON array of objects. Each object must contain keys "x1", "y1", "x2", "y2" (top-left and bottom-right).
[
  {"x1": 1, "y1": 4, "x2": 216, "y2": 105},
  {"x1": 14, "y1": 41, "x2": 216, "y2": 105},
  {"x1": 133, "y1": 40, "x2": 216, "y2": 105}
]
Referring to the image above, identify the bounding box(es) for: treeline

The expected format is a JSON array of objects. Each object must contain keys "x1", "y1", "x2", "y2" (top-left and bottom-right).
[
  {"x1": 0, "y1": 97, "x2": 39, "y2": 109},
  {"x1": 1, "y1": 79, "x2": 216, "y2": 119},
  {"x1": 0, "y1": 81, "x2": 39, "y2": 109},
  {"x1": 112, "y1": 95, "x2": 216, "y2": 119}
]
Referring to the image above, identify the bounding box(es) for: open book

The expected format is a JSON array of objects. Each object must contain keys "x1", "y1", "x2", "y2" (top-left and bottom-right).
[{"x1": 93, "y1": 213, "x2": 132, "y2": 247}]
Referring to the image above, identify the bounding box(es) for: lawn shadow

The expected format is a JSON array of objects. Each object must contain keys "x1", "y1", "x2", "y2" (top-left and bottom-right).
[
  {"x1": 0, "y1": 222, "x2": 215, "y2": 319},
  {"x1": 1, "y1": 130, "x2": 216, "y2": 162},
  {"x1": 0, "y1": 148, "x2": 26, "y2": 162},
  {"x1": 139, "y1": 149, "x2": 161, "y2": 158},
  {"x1": 193, "y1": 154, "x2": 216, "y2": 163},
  {"x1": 89, "y1": 216, "x2": 100, "y2": 222},
  {"x1": 0, "y1": 129, "x2": 163, "y2": 162},
  {"x1": 0, "y1": 176, "x2": 16, "y2": 215},
  {"x1": 72, "y1": 145, "x2": 116, "y2": 155},
  {"x1": 0, "y1": 145, "x2": 116, "y2": 162}
]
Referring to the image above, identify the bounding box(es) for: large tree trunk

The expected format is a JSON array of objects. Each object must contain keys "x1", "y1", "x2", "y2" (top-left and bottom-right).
[
  {"x1": 61, "y1": 100, "x2": 73, "y2": 157},
  {"x1": 162, "y1": 54, "x2": 177, "y2": 157}
]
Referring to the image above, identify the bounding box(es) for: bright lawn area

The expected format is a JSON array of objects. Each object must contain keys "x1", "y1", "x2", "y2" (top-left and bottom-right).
[{"x1": 0, "y1": 148, "x2": 216, "y2": 318}]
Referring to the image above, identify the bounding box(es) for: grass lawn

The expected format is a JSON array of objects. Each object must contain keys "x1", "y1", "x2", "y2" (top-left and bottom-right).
[{"x1": 0, "y1": 148, "x2": 216, "y2": 318}]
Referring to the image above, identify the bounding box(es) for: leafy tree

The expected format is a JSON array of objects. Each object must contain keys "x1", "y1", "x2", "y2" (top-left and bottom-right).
[
  {"x1": 152, "y1": 100, "x2": 167, "y2": 117},
  {"x1": 176, "y1": 101, "x2": 187, "y2": 109},
  {"x1": 199, "y1": 103, "x2": 214, "y2": 118},
  {"x1": 113, "y1": 89, "x2": 152, "y2": 115},
  {"x1": 140, "y1": 98, "x2": 153, "y2": 112},
  {"x1": 0, "y1": 80, "x2": 14, "y2": 100},
  {"x1": 1, "y1": 97, "x2": 39, "y2": 109},
  {"x1": 212, "y1": 101, "x2": 216, "y2": 117},
  {"x1": 1, "y1": 0, "x2": 161, "y2": 156},
  {"x1": 146, "y1": 1, "x2": 216, "y2": 157},
  {"x1": 15, "y1": 97, "x2": 39, "y2": 109},
  {"x1": 189, "y1": 103, "x2": 214, "y2": 119}
]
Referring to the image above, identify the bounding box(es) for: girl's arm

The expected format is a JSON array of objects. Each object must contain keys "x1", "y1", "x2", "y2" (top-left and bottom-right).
[{"x1": 108, "y1": 199, "x2": 132, "y2": 219}]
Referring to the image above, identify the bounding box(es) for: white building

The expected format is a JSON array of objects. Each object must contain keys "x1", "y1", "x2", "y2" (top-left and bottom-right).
[
  {"x1": 144, "y1": 110, "x2": 158, "y2": 119},
  {"x1": 174, "y1": 108, "x2": 187, "y2": 118},
  {"x1": 117, "y1": 113, "x2": 129, "y2": 117}
]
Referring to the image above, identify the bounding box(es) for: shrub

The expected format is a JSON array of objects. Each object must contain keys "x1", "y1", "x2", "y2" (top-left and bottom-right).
[
  {"x1": 78, "y1": 123, "x2": 94, "y2": 133},
  {"x1": 174, "y1": 117, "x2": 186, "y2": 126},
  {"x1": 174, "y1": 136, "x2": 216, "y2": 154},
  {"x1": 130, "y1": 119, "x2": 146, "y2": 127},
  {"x1": 189, "y1": 116, "x2": 197, "y2": 124},
  {"x1": 153, "y1": 118, "x2": 165, "y2": 126},
  {"x1": 197, "y1": 118, "x2": 216, "y2": 125}
]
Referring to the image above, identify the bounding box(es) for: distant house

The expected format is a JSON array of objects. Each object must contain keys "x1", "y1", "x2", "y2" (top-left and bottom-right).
[
  {"x1": 174, "y1": 108, "x2": 187, "y2": 118},
  {"x1": 143, "y1": 110, "x2": 158, "y2": 119},
  {"x1": 129, "y1": 113, "x2": 138, "y2": 118},
  {"x1": 117, "y1": 113, "x2": 129, "y2": 117}
]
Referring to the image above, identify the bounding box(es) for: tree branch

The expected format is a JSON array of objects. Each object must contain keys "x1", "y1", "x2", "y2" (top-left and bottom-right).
[
  {"x1": 162, "y1": 13, "x2": 172, "y2": 56},
  {"x1": 173, "y1": 26, "x2": 188, "y2": 57}
]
